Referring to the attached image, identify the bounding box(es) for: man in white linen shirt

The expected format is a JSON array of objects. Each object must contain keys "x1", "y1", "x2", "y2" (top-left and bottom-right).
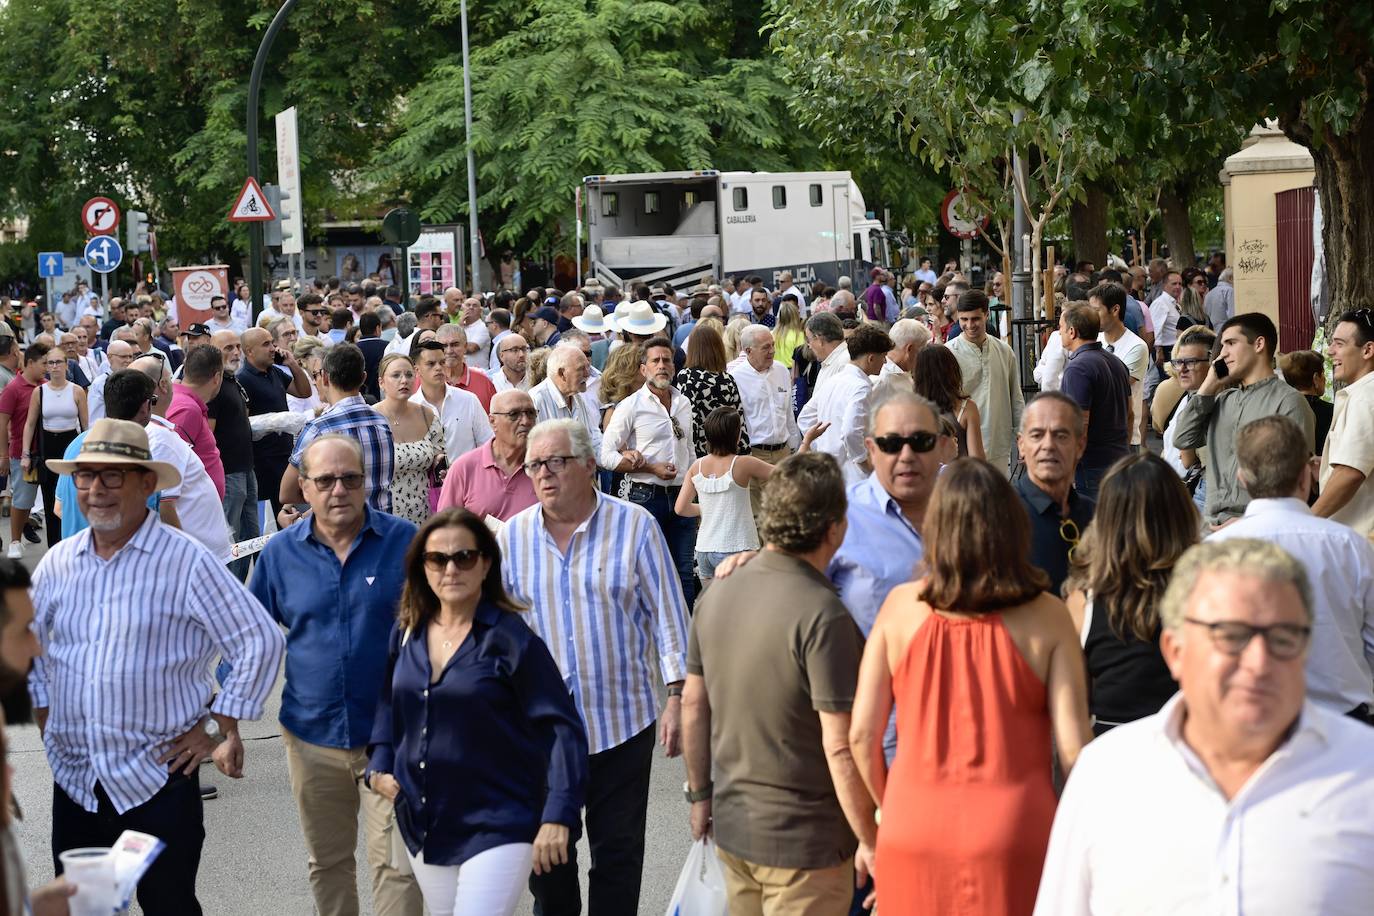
[
  {"x1": 798, "y1": 324, "x2": 892, "y2": 486},
  {"x1": 728, "y1": 325, "x2": 800, "y2": 518},
  {"x1": 1210, "y1": 415, "x2": 1374, "y2": 719},
  {"x1": 408, "y1": 339, "x2": 492, "y2": 460},
  {"x1": 1034, "y1": 537, "x2": 1374, "y2": 916},
  {"x1": 529, "y1": 344, "x2": 604, "y2": 460},
  {"x1": 948, "y1": 289, "x2": 1024, "y2": 476},
  {"x1": 600, "y1": 336, "x2": 698, "y2": 606},
  {"x1": 804, "y1": 310, "x2": 850, "y2": 392},
  {"x1": 1090, "y1": 282, "x2": 1149, "y2": 447},
  {"x1": 1147, "y1": 270, "x2": 1184, "y2": 397},
  {"x1": 875, "y1": 318, "x2": 928, "y2": 384}
]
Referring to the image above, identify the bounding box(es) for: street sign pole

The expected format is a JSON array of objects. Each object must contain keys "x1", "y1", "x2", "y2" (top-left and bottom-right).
[{"x1": 461, "y1": 0, "x2": 481, "y2": 293}]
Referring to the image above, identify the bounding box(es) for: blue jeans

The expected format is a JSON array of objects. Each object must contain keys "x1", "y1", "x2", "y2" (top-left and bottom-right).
[
  {"x1": 620, "y1": 481, "x2": 698, "y2": 608},
  {"x1": 223, "y1": 470, "x2": 259, "y2": 582},
  {"x1": 1074, "y1": 463, "x2": 1109, "y2": 502},
  {"x1": 1193, "y1": 475, "x2": 1207, "y2": 514}
]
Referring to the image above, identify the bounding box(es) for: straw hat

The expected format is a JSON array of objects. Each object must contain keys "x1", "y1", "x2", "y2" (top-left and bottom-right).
[
  {"x1": 571, "y1": 304, "x2": 614, "y2": 335},
  {"x1": 46, "y1": 419, "x2": 182, "y2": 490}
]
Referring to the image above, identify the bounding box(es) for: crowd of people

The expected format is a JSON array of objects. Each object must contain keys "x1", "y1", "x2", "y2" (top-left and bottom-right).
[{"x1": 0, "y1": 259, "x2": 1371, "y2": 916}]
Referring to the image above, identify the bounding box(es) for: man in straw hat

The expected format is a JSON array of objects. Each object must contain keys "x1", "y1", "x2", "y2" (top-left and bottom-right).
[{"x1": 33, "y1": 418, "x2": 285, "y2": 914}]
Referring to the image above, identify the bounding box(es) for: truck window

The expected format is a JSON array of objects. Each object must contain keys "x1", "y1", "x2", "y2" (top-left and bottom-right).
[
  {"x1": 772, "y1": 186, "x2": 787, "y2": 209},
  {"x1": 809, "y1": 184, "x2": 823, "y2": 206},
  {"x1": 733, "y1": 188, "x2": 748, "y2": 211},
  {"x1": 684, "y1": 191, "x2": 699, "y2": 208},
  {"x1": 644, "y1": 192, "x2": 660, "y2": 215},
  {"x1": 602, "y1": 193, "x2": 619, "y2": 218},
  {"x1": 854, "y1": 232, "x2": 865, "y2": 260}
]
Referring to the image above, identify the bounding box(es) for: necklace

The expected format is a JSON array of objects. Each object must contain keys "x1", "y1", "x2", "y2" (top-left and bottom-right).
[{"x1": 434, "y1": 617, "x2": 469, "y2": 652}]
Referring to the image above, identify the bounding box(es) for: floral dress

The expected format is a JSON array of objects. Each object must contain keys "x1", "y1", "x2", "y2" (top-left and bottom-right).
[
  {"x1": 674, "y1": 367, "x2": 750, "y2": 458},
  {"x1": 389, "y1": 414, "x2": 446, "y2": 526}
]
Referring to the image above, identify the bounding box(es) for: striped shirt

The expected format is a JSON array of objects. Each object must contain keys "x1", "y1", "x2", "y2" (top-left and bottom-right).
[
  {"x1": 28, "y1": 510, "x2": 285, "y2": 814},
  {"x1": 499, "y1": 492, "x2": 689, "y2": 754},
  {"x1": 290, "y1": 394, "x2": 396, "y2": 512}
]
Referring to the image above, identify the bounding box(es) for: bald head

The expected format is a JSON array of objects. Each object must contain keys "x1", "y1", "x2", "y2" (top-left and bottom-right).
[
  {"x1": 130, "y1": 355, "x2": 171, "y2": 406},
  {"x1": 106, "y1": 339, "x2": 135, "y2": 372}
]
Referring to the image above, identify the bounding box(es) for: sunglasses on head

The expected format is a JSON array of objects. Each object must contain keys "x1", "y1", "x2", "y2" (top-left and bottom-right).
[{"x1": 871, "y1": 432, "x2": 939, "y2": 454}]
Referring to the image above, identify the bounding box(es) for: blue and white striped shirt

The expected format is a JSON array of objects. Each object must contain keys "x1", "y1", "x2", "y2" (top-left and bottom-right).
[
  {"x1": 499, "y1": 492, "x2": 689, "y2": 754},
  {"x1": 28, "y1": 510, "x2": 285, "y2": 814},
  {"x1": 290, "y1": 394, "x2": 396, "y2": 512}
]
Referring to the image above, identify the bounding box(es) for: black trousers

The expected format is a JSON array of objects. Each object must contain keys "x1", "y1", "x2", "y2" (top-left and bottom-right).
[
  {"x1": 52, "y1": 769, "x2": 205, "y2": 916},
  {"x1": 254, "y1": 452, "x2": 290, "y2": 517},
  {"x1": 530, "y1": 724, "x2": 655, "y2": 916},
  {"x1": 38, "y1": 428, "x2": 78, "y2": 548}
]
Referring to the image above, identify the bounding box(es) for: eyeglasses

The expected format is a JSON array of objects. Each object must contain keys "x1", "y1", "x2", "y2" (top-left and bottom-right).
[
  {"x1": 872, "y1": 432, "x2": 939, "y2": 454},
  {"x1": 670, "y1": 417, "x2": 684, "y2": 441},
  {"x1": 422, "y1": 549, "x2": 483, "y2": 571},
  {"x1": 502, "y1": 345, "x2": 531, "y2": 355},
  {"x1": 1183, "y1": 617, "x2": 1311, "y2": 660},
  {"x1": 1175, "y1": 358, "x2": 1209, "y2": 370},
  {"x1": 1059, "y1": 517, "x2": 1081, "y2": 562},
  {"x1": 73, "y1": 468, "x2": 139, "y2": 489},
  {"x1": 305, "y1": 472, "x2": 365, "y2": 491},
  {"x1": 492, "y1": 408, "x2": 538, "y2": 421},
  {"x1": 523, "y1": 455, "x2": 577, "y2": 476}
]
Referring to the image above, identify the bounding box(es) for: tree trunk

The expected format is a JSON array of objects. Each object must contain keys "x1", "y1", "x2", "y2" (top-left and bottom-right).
[
  {"x1": 1068, "y1": 182, "x2": 1108, "y2": 269},
  {"x1": 1158, "y1": 184, "x2": 1197, "y2": 269}
]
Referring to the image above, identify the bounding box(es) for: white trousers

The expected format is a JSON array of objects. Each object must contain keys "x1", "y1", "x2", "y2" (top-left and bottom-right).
[{"x1": 408, "y1": 842, "x2": 534, "y2": 916}]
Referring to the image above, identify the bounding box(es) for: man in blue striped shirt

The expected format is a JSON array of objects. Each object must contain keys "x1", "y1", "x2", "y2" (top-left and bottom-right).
[
  {"x1": 280, "y1": 342, "x2": 396, "y2": 515},
  {"x1": 30, "y1": 419, "x2": 285, "y2": 915},
  {"x1": 500, "y1": 418, "x2": 689, "y2": 916}
]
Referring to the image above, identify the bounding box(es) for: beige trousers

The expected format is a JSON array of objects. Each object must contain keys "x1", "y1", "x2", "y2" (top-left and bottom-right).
[
  {"x1": 282, "y1": 729, "x2": 424, "y2": 916},
  {"x1": 717, "y1": 846, "x2": 853, "y2": 916}
]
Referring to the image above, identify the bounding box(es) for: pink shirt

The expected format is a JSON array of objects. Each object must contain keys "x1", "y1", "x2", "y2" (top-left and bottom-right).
[
  {"x1": 436, "y1": 440, "x2": 536, "y2": 522},
  {"x1": 166, "y1": 384, "x2": 226, "y2": 499}
]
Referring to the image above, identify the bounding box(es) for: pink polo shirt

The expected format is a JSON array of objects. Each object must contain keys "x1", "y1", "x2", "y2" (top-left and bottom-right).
[
  {"x1": 166, "y1": 384, "x2": 226, "y2": 499},
  {"x1": 436, "y1": 440, "x2": 536, "y2": 522}
]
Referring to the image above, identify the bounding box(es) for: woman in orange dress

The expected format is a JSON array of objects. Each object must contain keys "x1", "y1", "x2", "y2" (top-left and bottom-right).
[{"x1": 850, "y1": 458, "x2": 1092, "y2": 915}]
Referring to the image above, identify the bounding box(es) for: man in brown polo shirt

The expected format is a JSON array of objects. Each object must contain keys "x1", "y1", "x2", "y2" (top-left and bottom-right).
[{"x1": 682, "y1": 451, "x2": 875, "y2": 914}]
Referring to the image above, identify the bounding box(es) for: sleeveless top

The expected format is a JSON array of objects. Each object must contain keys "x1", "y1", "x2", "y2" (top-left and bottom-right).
[
  {"x1": 939, "y1": 399, "x2": 970, "y2": 457},
  {"x1": 41, "y1": 382, "x2": 79, "y2": 432},
  {"x1": 1080, "y1": 592, "x2": 1177, "y2": 729},
  {"x1": 692, "y1": 455, "x2": 760, "y2": 553}
]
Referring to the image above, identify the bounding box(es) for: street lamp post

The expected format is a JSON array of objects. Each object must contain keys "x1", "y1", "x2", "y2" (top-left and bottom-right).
[{"x1": 461, "y1": 0, "x2": 482, "y2": 294}]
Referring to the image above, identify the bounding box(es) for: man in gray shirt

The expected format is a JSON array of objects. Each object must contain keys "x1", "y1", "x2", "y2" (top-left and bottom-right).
[
  {"x1": 1173, "y1": 312, "x2": 1314, "y2": 527},
  {"x1": 1203, "y1": 267, "x2": 1235, "y2": 331}
]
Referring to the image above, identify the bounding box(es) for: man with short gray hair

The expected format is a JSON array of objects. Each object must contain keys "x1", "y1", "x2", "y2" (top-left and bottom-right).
[
  {"x1": 805, "y1": 311, "x2": 850, "y2": 391},
  {"x1": 729, "y1": 324, "x2": 799, "y2": 515},
  {"x1": 530, "y1": 345, "x2": 604, "y2": 460},
  {"x1": 1211, "y1": 415, "x2": 1374, "y2": 719},
  {"x1": 879, "y1": 318, "x2": 930, "y2": 381},
  {"x1": 1204, "y1": 266, "x2": 1235, "y2": 331},
  {"x1": 1035, "y1": 538, "x2": 1374, "y2": 915}
]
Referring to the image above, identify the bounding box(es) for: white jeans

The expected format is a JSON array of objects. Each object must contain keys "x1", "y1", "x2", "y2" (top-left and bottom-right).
[{"x1": 408, "y1": 843, "x2": 534, "y2": 916}]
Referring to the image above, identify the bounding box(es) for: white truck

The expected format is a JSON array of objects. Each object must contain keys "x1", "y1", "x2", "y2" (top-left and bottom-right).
[{"x1": 582, "y1": 170, "x2": 894, "y2": 295}]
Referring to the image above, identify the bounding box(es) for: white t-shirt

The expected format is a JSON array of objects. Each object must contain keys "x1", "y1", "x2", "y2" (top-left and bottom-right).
[
  {"x1": 463, "y1": 319, "x2": 491, "y2": 368},
  {"x1": 146, "y1": 416, "x2": 233, "y2": 562},
  {"x1": 1104, "y1": 326, "x2": 1149, "y2": 446}
]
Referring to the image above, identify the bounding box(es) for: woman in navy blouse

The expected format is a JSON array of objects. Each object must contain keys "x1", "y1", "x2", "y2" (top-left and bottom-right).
[{"x1": 367, "y1": 508, "x2": 587, "y2": 915}]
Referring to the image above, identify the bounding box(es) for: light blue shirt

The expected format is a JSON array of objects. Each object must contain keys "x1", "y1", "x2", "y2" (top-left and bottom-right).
[{"x1": 828, "y1": 475, "x2": 925, "y2": 635}]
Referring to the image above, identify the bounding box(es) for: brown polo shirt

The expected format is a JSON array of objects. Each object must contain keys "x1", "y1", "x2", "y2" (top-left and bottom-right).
[{"x1": 687, "y1": 548, "x2": 863, "y2": 869}]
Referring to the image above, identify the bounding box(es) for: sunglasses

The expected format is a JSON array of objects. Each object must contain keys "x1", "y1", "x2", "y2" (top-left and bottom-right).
[
  {"x1": 422, "y1": 549, "x2": 483, "y2": 572},
  {"x1": 872, "y1": 432, "x2": 938, "y2": 454},
  {"x1": 305, "y1": 472, "x2": 364, "y2": 491}
]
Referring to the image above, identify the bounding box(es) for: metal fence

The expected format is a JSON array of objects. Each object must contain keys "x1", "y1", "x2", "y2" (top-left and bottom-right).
[{"x1": 1011, "y1": 317, "x2": 1055, "y2": 395}]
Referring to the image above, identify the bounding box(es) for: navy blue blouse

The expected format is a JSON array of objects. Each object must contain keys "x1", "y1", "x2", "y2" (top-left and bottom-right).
[{"x1": 367, "y1": 602, "x2": 588, "y2": 866}]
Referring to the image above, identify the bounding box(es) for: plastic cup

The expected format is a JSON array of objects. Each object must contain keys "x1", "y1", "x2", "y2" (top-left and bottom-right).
[{"x1": 58, "y1": 847, "x2": 119, "y2": 916}]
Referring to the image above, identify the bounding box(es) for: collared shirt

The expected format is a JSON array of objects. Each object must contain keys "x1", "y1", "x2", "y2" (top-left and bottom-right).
[
  {"x1": 367, "y1": 604, "x2": 588, "y2": 867},
  {"x1": 599, "y1": 384, "x2": 694, "y2": 486},
  {"x1": 1173, "y1": 375, "x2": 1315, "y2": 525},
  {"x1": 814, "y1": 341, "x2": 851, "y2": 390},
  {"x1": 436, "y1": 440, "x2": 536, "y2": 521},
  {"x1": 876, "y1": 357, "x2": 909, "y2": 384},
  {"x1": 488, "y1": 330, "x2": 512, "y2": 373},
  {"x1": 1204, "y1": 280, "x2": 1235, "y2": 331},
  {"x1": 449, "y1": 364, "x2": 497, "y2": 412},
  {"x1": 499, "y1": 492, "x2": 689, "y2": 754},
  {"x1": 86, "y1": 373, "x2": 109, "y2": 423},
  {"x1": 490, "y1": 367, "x2": 530, "y2": 394},
  {"x1": 1015, "y1": 472, "x2": 1094, "y2": 596},
  {"x1": 798, "y1": 363, "x2": 873, "y2": 485},
  {"x1": 409, "y1": 385, "x2": 492, "y2": 463},
  {"x1": 147, "y1": 416, "x2": 233, "y2": 561},
  {"x1": 291, "y1": 394, "x2": 397, "y2": 512},
  {"x1": 1320, "y1": 369, "x2": 1374, "y2": 536},
  {"x1": 949, "y1": 332, "x2": 1025, "y2": 476},
  {"x1": 727, "y1": 356, "x2": 799, "y2": 449},
  {"x1": 1034, "y1": 695, "x2": 1374, "y2": 916},
  {"x1": 1104, "y1": 326, "x2": 1149, "y2": 446},
  {"x1": 1034, "y1": 330, "x2": 1066, "y2": 392},
  {"x1": 1148, "y1": 292, "x2": 1182, "y2": 347},
  {"x1": 250, "y1": 507, "x2": 417, "y2": 749},
  {"x1": 167, "y1": 385, "x2": 226, "y2": 499},
  {"x1": 529, "y1": 378, "x2": 604, "y2": 464},
  {"x1": 829, "y1": 475, "x2": 924, "y2": 636},
  {"x1": 1209, "y1": 498, "x2": 1374, "y2": 711},
  {"x1": 1061, "y1": 341, "x2": 1132, "y2": 469},
  {"x1": 237, "y1": 361, "x2": 294, "y2": 459},
  {"x1": 28, "y1": 510, "x2": 284, "y2": 813},
  {"x1": 463, "y1": 317, "x2": 492, "y2": 367}
]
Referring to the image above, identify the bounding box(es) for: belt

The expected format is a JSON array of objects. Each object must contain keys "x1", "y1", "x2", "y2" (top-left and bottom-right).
[
  {"x1": 1347, "y1": 704, "x2": 1374, "y2": 726},
  {"x1": 752, "y1": 442, "x2": 790, "y2": 451},
  {"x1": 626, "y1": 481, "x2": 680, "y2": 496}
]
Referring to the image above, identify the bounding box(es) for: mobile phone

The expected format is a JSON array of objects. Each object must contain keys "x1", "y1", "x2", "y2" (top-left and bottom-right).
[
  {"x1": 1213, "y1": 357, "x2": 1229, "y2": 379},
  {"x1": 273, "y1": 350, "x2": 286, "y2": 365}
]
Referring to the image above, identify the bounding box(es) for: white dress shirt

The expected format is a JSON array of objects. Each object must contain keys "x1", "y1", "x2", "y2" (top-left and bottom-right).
[
  {"x1": 463, "y1": 318, "x2": 491, "y2": 367},
  {"x1": 599, "y1": 384, "x2": 694, "y2": 486},
  {"x1": 491, "y1": 367, "x2": 531, "y2": 393},
  {"x1": 727, "y1": 356, "x2": 799, "y2": 449},
  {"x1": 529, "y1": 377, "x2": 605, "y2": 464},
  {"x1": 146, "y1": 416, "x2": 233, "y2": 561},
  {"x1": 797, "y1": 362, "x2": 873, "y2": 485},
  {"x1": 410, "y1": 384, "x2": 492, "y2": 460},
  {"x1": 1035, "y1": 695, "x2": 1374, "y2": 916},
  {"x1": 488, "y1": 330, "x2": 512, "y2": 372},
  {"x1": 1034, "y1": 330, "x2": 1066, "y2": 392},
  {"x1": 1149, "y1": 292, "x2": 1182, "y2": 347},
  {"x1": 1105, "y1": 326, "x2": 1149, "y2": 446},
  {"x1": 875, "y1": 357, "x2": 910, "y2": 385},
  {"x1": 1208, "y1": 497, "x2": 1374, "y2": 711},
  {"x1": 782, "y1": 284, "x2": 807, "y2": 315},
  {"x1": 814, "y1": 340, "x2": 851, "y2": 390}
]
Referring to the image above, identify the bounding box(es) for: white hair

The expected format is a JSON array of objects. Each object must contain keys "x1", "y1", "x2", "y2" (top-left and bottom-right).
[
  {"x1": 559, "y1": 328, "x2": 590, "y2": 347},
  {"x1": 436, "y1": 323, "x2": 466, "y2": 344},
  {"x1": 889, "y1": 318, "x2": 930, "y2": 349},
  {"x1": 545, "y1": 343, "x2": 585, "y2": 377},
  {"x1": 1219, "y1": 267, "x2": 1234, "y2": 284},
  {"x1": 528, "y1": 418, "x2": 595, "y2": 461},
  {"x1": 740, "y1": 324, "x2": 774, "y2": 350},
  {"x1": 836, "y1": 275, "x2": 852, "y2": 290}
]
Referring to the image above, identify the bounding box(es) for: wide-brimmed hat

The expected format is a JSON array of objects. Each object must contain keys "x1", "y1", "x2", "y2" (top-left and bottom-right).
[
  {"x1": 616, "y1": 300, "x2": 668, "y2": 336},
  {"x1": 572, "y1": 304, "x2": 614, "y2": 335},
  {"x1": 46, "y1": 419, "x2": 182, "y2": 490}
]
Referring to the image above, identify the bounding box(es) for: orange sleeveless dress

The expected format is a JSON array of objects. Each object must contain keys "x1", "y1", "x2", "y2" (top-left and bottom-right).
[{"x1": 874, "y1": 612, "x2": 1056, "y2": 915}]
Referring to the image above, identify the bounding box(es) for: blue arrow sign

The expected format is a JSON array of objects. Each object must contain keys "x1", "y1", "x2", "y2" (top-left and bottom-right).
[
  {"x1": 37, "y1": 252, "x2": 63, "y2": 278},
  {"x1": 83, "y1": 235, "x2": 123, "y2": 274}
]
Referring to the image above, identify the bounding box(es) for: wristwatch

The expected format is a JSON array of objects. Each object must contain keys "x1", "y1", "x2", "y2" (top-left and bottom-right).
[
  {"x1": 667, "y1": 685, "x2": 684, "y2": 698},
  {"x1": 683, "y1": 780, "x2": 713, "y2": 803},
  {"x1": 201, "y1": 717, "x2": 221, "y2": 739}
]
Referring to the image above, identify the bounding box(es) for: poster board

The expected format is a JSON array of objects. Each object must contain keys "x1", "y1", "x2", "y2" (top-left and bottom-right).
[
  {"x1": 407, "y1": 226, "x2": 463, "y2": 296},
  {"x1": 171, "y1": 265, "x2": 229, "y2": 327}
]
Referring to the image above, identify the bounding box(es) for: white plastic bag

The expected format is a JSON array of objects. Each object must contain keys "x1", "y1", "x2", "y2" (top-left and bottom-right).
[{"x1": 664, "y1": 837, "x2": 728, "y2": 916}]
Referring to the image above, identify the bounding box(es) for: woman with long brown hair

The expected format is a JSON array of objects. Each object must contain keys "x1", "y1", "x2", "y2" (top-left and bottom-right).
[
  {"x1": 366, "y1": 509, "x2": 587, "y2": 916},
  {"x1": 911, "y1": 345, "x2": 985, "y2": 460},
  {"x1": 1064, "y1": 453, "x2": 1198, "y2": 735},
  {"x1": 850, "y1": 458, "x2": 1090, "y2": 916}
]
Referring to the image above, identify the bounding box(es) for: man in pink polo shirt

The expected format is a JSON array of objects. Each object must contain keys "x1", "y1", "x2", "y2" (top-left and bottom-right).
[
  {"x1": 437, "y1": 388, "x2": 536, "y2": 521},
  {"x1": 165, "y1": 340, "x2": 227, "y2": 499}
]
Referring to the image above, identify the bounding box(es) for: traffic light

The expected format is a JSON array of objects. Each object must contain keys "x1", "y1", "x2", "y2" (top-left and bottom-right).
[
  {"x1": 127, "y1": 210, "x2": 150, "y2": 253},
  {"x1": 262, "y1": 184, "x2": 283, "y2": 248},
  {"x1": 278, "y1": 182, "x2": 302, "y2": 255}
]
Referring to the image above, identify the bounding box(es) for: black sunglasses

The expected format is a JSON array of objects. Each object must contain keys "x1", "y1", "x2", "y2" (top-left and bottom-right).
[
  {"x1": 872, "y1": 432, "x2": 939, "y2": 454},
  {"x1": 422, "y1": 549, "x2": 483, "y2": 571}
]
